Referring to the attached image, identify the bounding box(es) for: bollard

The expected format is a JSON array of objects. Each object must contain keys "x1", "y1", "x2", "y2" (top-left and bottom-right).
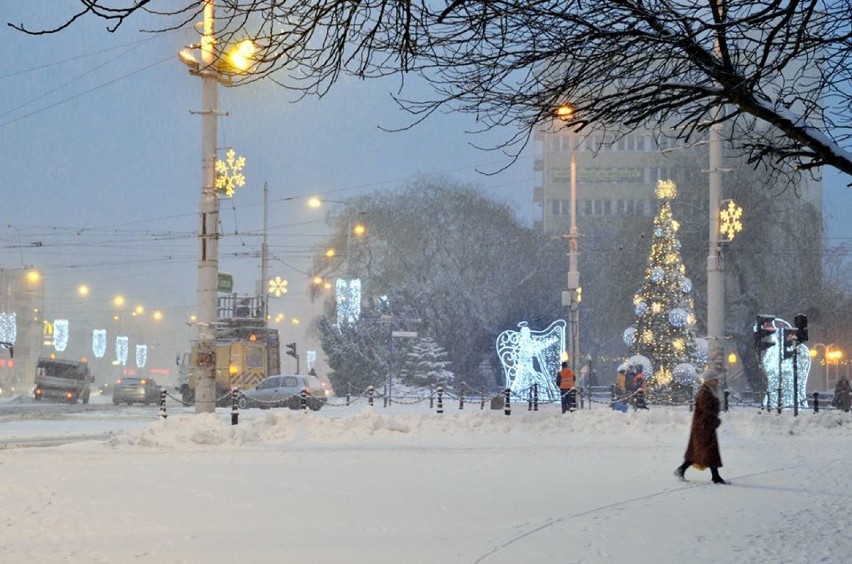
[
  {"x1": 533, "y1": 383, "x2": 539, "y2": 411},
  {"x1": 459, "y1": 387, "x2": 465, "y2": 410},
  {"x1": 383, "y1": 384, "x2": 388, "y2": 408},
  {"x1": 528, "y1": 386, "x2": 533, "y2": 411},
  {"x1": 504, "y1": 387, "x2": 511, "y2": 416},
  {"x1": 480, "y1": 386, "x2": 486, "y2": 410},
  {"x1": 159, "y1": 388, "x2": 167, "y2": 420},
  {"x1": 430, "y1": 385, "x2": 434, "y2": 409},
  {"x1": 346, "y1": 383, "x2": 351, "y2": 406},
  {"x1": 437, "y1": 385, "x2": 444, "y2": 414},
  {"x1": 724, "y1": 390, "x2": 730, "y2": 412},
  {"x1": 813, "y1": 392, "x2": 819, "y2": 413},
  {"x1": 300, "y1": 388, "x2": 308, "y2": 412},
  {"x1": 368, "y1": 385, "x2": 374, "y2": 407},
  {"x1": 230, "y1": 389, "x2": 239, "y2": 426}
]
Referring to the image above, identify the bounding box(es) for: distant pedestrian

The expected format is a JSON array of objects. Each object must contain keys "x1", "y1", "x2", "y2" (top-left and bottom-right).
[
  {"x1": 556, "y1": 361, "x2": 576, "y2": 413},
  {"x1": 674, "y1": 370, "x2": 727, "y2": 484},
  {"x1": 633, "y1": 365, "x2": 648, "y2": 410},
  {"x1": 834, "y1": 375, "x2": 851, "y2": 412}
]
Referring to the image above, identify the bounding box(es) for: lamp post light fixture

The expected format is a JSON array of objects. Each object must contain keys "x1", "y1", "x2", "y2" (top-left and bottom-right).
[{"x1": 555, "y1": 104, "x2": 580, "y2": 376}]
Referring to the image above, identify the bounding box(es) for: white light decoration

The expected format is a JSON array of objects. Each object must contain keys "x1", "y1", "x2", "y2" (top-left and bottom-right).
[
  {"x1": 681, "y1": 277, "x2": 692, "y2": 293},
  {"x1": 496, "y1": 320, "x2": 566, "y2": 401},
  {"x1": 53, "y1": 319, "x2": 69, "y2": 352},
  {"x1": 214, "y1": 148, "x2": 246, "y2": 198},
  {"x1": 668, "y1": 308, "x2": 687, "y2": 327},
  {"x1": 635, "y1": 302, "x2": 648, "y2": 316},
  {"x1": 757, "y1": 318, "x2": 811, "y2": 408},
  {"x1": 116, "y1": 336, "x2": 129, "y2": 366},
  {"x1": 135, "y1": 344, "x2": 148, "y2": 369},
  {"x1": 0, "y1": 312, "x2": 17, "y2": 345},
  {"x1": 651, "y1": 267, "x2": 664, "y2": 282},
  {"x1": 268, "y1": 276, "x2": 288, "y2": 297},
  {"x1": 335, "y1": 277, "x2": 362, "y2": 326},
  {"x1": 306, "y1": 350, "x2": 317, "y2": 370},
  {"x1": 92, "y1": 329, "x2": 107, "y2": 358},
  {"x1": 623, "y1": 327, "x2": 637, "y2": 347}
]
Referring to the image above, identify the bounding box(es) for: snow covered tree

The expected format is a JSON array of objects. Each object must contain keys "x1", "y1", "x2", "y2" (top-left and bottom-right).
[
  {"x1": 400, "y1": 337, "x2": 454, "y2": 389},
  {"x1": 624, "y1": 180, "x2": 702, "y2": 388}
]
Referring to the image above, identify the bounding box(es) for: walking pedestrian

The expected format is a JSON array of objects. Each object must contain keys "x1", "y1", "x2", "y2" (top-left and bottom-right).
[{"x1": 674, "y1": 369, "x2": 727, "y2": 484}]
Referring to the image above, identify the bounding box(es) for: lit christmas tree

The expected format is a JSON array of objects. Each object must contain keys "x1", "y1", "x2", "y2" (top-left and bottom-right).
[{"x1": 623, "y1": 180, "x2": 703, "y2": 387}]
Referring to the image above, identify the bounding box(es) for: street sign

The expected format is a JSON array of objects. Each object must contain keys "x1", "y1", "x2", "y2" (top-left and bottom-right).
[
  {"x1": 391, "y1": 331, "x2": 418, "y2": 338},
  {"x1": 217, "y1": 272, "x2": 234, "y2": 293}
]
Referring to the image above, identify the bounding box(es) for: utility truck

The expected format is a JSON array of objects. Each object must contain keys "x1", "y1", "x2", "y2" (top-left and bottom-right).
[{"x1": 33, "y1": 357, "x2": 93, "y2": 403}]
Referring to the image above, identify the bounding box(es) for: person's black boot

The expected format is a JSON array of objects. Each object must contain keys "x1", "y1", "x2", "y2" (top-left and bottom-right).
[
  {"x1": 673, "y1": 462, "x2": 689, "y2": 482},
  {"x1": 711, "y1": 468, "x2": 727, "y2": 484}
]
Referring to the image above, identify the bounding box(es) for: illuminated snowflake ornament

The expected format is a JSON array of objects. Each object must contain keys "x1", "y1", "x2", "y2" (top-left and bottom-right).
[
  {"x1": 215, "y1": 148, "x2": 246, "y2": 198},
  {"x1": 268, "y1": 276, "x2": 288, "y2": 297},
  {"x1": 496, "y1": 320, "x2": 566, "y2": 401},
  {"x1": 719, "y1": 199, "x2": 744, "y2": 242}
]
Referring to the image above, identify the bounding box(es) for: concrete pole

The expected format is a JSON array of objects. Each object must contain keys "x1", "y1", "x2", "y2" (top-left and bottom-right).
[
  {"x1": 567, "y1": 135, "x2": 580, "y2": 375},
  {"x1": 707, "y1": 112, "x2": 725, "y2": 371},
  {"x1": 261, "y1": 181, "x2": 269, "y2": 326},
  {"x1": 194, "y1": 0, "x2": 219, "y2": 414}
]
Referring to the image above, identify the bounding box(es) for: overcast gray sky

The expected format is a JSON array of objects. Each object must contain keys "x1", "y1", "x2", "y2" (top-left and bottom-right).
[{"x1": 2, "y1": 2, "x2": 849, "y2": 377}]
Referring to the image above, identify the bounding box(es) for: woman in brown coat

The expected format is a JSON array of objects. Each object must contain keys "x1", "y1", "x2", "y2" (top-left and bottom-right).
[{"x1": 674, "y1": 370, "x2": 727, "y2": 484}]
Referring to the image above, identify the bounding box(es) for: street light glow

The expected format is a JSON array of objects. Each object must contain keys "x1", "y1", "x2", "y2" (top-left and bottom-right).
[{"x1": 225, "y1": 40, "x2": 257, "y2": 72}]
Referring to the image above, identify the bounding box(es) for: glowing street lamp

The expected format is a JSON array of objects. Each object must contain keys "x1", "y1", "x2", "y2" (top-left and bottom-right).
[
  {"x1": 555, "y1": 103, "x2": 580, "y2": 375},
  {"x1": 178, "y1": 0, "x2": 256, "y2": 414}
]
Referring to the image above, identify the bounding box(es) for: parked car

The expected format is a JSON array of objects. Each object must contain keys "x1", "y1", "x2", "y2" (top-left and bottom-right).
[
  {"x1": 112, "y1": 377, "x2": 160, "y2": 406},
  {"x1": 240, "y1": 374, "x2": 326, "y2": 410}
]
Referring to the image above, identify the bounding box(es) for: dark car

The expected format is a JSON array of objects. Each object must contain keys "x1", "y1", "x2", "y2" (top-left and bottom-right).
[
  {"x1": 112, "y1": 377, "x2": 160, "y2": 406},
  {"x1": 240, "y1": 374, "x2": 326, "y2": 410}
]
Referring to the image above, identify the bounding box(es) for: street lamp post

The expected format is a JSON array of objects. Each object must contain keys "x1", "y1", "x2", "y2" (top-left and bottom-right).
[
  {"x1": 556, "y1": 105, "x2": 580, "y2": 376},
  {"x1": 809, "y1": 343, "x2": 838, "y2": 391}
]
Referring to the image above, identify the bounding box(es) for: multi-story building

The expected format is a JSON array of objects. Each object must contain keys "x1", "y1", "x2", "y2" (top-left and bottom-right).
[{"x1": 0, "y1": 268, "x2": 44, "y2": 394}]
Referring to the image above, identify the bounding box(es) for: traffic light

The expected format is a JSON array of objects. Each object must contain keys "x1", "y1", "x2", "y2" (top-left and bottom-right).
[
  {"x1": 794, "y1": 313, "x2": 808, "y2": 343},
  {"x1": 753, "y1": 314, "x2": 776, "y2": 353},
  {"x1": 286, "y1": 342, "x2": 297, "y2": 358}
]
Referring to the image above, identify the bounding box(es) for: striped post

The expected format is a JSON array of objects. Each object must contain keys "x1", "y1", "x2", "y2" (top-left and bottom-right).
[
  {"x1": 300, "y1": 389, "x2": 308, "y2": 412},
  {"x1": 230, "y1": 389, "x2": 239, "y2": 425},
  {"x1": 813, "y1": 392, "x2": 819, "y2": 414},
  {"x1": 533, "y1": 383, "x2": 539, "y2": 411},
  {"x1": 437, "y1": 386, "x2": 444, "y2": 414},
  {"x1": 504, "y1": 387, "x2": 511, "y2": 416},
  {"x1": 458, "y1": 386, "x2": 465, "y2": 410},
  {"x1": 159, "y1": 388, "x2": 167, "y2": 420},
  {"x1": 368, "y1": 385, "x2": 374, "y2": 407}
]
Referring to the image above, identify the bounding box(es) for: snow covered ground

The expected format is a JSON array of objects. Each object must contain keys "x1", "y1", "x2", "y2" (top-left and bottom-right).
[{"x1": 2, "y1": 397, "x2": 852, "y2": 563}]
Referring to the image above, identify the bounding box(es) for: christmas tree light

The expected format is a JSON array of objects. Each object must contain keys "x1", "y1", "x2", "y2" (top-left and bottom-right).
[{"x1": 623, "y1": 180, "x2": 702, "y2": 387}]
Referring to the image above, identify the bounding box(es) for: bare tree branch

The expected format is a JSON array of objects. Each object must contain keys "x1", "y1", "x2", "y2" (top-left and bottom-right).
[{"x1": 9, "y1": 0, "x2": 852, "y2": 179}]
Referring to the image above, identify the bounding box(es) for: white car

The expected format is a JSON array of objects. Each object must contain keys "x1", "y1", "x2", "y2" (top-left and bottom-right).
[{"x1": 240, "y1": 374, "x2": 326, "y2": 410}]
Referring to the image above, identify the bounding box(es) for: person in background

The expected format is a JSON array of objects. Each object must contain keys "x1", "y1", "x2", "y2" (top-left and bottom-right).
[
  {"x1": 615, "y1": 368, "x2": 627, "y2": 396},
  {"x1": 556, "y1": 361, "x2": 576, "y2": 414},
  {"x1": 674, "y1": 370, "x2": 727, "y2": 484},
  {"x1": 633, "y1": 365, "x2": 648, "y2": 409},
  {"x1": 834, "y1": 375, "x2": 851, "y2": 412}
]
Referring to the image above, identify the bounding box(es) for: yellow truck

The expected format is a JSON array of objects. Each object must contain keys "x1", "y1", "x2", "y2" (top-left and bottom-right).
[{"x1": 178, "y1": 296, "x2": 280, "y2": 404}]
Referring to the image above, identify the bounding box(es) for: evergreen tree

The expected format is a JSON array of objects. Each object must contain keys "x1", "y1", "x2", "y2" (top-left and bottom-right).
[
  {"x1": 401, "y1": 337, "x2": 454, "y2": 389},
  {"x1": 624, "y1": 180, "x2": 702, "y2": 387}
]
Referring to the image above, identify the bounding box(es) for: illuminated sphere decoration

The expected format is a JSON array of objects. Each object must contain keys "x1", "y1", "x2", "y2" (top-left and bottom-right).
[
  {"x1": 668, "y1": 308, "x2": 687, "y2": 328},
  {"x1": 651, "y1": 267, "x2": 664, "y2": 282},
  {"x1": 623, "y1": 327, "x2": 637, "y2": 347},
  {"x1": 635, "y1": 302, "x2": 648, "y2": 316}
]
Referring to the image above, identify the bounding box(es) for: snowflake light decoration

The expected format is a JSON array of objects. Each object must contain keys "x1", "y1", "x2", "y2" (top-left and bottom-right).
[
  {"x1": 267, "y1": 276, "x2": 288, "y2": 297},
  {"x1": 0, "y1": 312, "x2": 17, "y2": 345},
  {"x1": 215, "y1": 148, "x2": 246, "y2": 198},
  {"x1": 136, "y1": 344, "x2": 148, "y2": 369},
  {"x1": 54, "y1": 319, "x2": 69, "y2": 352},
  {"x1": 720, "y1": 199, "x2": 744, "y2": 242},
  {"x1": 116, "y1": 336, "x2": 129, "y2": 366}
]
